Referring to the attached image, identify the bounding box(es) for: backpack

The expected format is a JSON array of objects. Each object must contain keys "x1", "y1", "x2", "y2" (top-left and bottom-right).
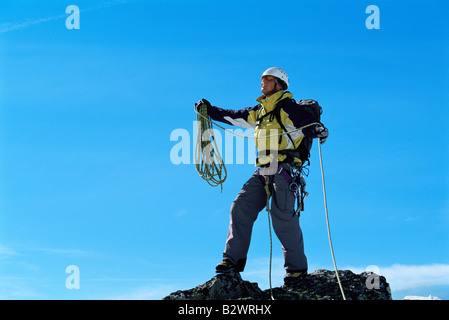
[
  {"x1": 256, "y1": 98, "x2": 323, "y2": 166},
  {"x1": 290, "y1": 99, "x2": 323, "y2": 165}
]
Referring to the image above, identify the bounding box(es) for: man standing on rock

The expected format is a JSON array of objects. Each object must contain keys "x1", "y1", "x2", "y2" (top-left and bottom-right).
[{"x1": 197, "y1": 67, "x2": 328, "y2": 285}]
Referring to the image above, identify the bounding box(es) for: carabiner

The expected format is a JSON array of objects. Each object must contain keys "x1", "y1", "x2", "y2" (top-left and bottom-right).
[{"x1": 289, "y1": 181, "x2": 298, "y2": 192}]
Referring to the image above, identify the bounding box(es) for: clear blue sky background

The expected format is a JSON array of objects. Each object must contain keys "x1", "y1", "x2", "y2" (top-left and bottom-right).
[{"x1": 0, "y1": 0, "x2": 448, "y2": 300}]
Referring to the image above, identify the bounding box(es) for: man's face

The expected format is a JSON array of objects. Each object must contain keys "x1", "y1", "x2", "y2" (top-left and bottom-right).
[{"x1": 261, "y1": 76, "x2": 277, "y2": 96}]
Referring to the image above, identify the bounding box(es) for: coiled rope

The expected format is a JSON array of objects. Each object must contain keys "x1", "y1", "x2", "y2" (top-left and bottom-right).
[
  {"x1": 195, "y1": 103, "x2": 227, "y2": 191},
  {"x1": 194, "y1": 101, "x2": 345, "y2": 300}
]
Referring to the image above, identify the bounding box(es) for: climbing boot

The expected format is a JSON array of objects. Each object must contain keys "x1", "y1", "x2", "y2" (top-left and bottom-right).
[
  {"x1": 284, "y1": 269, "x2": 307, "y2": 286},
  {"x1": 215, "y1": 259, "x2": 237, "y2": 273}
]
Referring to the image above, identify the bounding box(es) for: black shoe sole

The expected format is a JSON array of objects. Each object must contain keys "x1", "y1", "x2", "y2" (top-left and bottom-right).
[{"x1": 215, "y1": 268, "x2": 236, "y2": 274}]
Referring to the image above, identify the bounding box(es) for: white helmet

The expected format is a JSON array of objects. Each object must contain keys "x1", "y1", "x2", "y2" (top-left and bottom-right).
[{"x1": 261, "y1": 67, "x2": 289, "y2": 89}]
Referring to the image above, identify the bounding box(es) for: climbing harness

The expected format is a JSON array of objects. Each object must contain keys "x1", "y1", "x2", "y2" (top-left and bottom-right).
[
  {"x1": 257, "y1": 164, "x2": 308, "y2": 217},
  {"x1": 193, "y1": 101, "x2": 346, "y2": 301}
]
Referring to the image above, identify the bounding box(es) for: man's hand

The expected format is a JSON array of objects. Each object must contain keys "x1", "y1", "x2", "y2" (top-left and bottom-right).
[
  {"x1": 194, "y1": 100, "x2": 203, "y2": 112},
  {"x1": 315, "y1": 126, "x2": 329, "y2": 144},
  {"x1": 195, "y1": 98, "x2": 211, "y2": 112}
]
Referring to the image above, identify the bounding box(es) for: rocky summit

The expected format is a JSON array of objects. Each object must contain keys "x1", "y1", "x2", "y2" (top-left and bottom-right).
[{"x1": 163, "y1": 269, "x2": 392, "y2": 300}]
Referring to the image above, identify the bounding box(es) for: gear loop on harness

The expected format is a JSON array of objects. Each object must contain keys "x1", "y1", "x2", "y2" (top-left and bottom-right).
[{"x1": 285, "y1": 163, "x2": 308, "y2": 216}]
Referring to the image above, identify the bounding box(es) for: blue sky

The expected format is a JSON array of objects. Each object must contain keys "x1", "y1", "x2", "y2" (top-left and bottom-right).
[{"x1": 0, "y1": 0, "x2": 448, "y2": 300}]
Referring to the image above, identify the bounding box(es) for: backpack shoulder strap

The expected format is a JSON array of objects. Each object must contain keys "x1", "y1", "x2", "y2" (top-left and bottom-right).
[
  {"x1": 256, "y1": 104, "x2": 274, "y2": 125},
  {"x1": 273, "y1": 98, "x2": 296, "y2": 148}
]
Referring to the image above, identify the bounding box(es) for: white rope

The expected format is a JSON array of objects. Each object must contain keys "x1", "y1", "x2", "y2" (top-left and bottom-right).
[{"x1": 318, "y1": 140, "x2": 346, "y2": 300}]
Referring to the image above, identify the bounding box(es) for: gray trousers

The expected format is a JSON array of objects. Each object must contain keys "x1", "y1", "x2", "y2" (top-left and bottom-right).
[{"x1": 223, "y1": 167, "x2": 308, "y2": 272}]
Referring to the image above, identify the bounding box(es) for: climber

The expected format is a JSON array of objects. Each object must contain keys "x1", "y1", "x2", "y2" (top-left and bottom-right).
[{"x1": 200, "y1": 67, "x2": 328, "y2": 285}]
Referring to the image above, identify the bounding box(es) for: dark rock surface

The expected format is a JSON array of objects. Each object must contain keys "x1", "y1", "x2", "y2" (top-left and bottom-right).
[
  {"x1": 163, "y1": 269, "x2": 392, "y2": 300},
  {"x1": 163, "y1": 272, "x2": 262, "y2": 300}
]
